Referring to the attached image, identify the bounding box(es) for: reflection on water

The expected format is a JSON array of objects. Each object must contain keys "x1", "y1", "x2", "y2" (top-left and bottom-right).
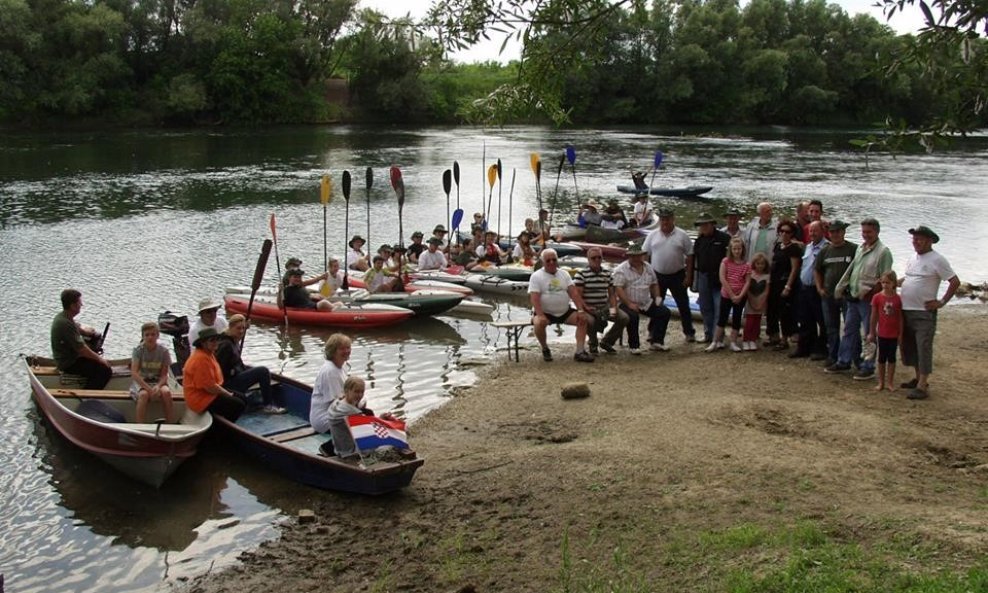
[{"x1": 1, "y1": 125, "x2": 985, "y2": 592}]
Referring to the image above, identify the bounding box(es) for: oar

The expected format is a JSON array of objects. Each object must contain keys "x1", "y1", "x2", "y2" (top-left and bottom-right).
[
  {"x1": 484, "y1": 164, "x2": 497, "y2": 229},
  {"x1": 365, "y1": 167, "x2": 373, "y2": 246},
  {"x1": 390, "y1": 166, "x2": 405, "y2": 274},
  {"x1": 443, "y1": 169, "x2": 452, "y2": 255},
  {"x1": 548, "y1": 153, "x2": 566, "y2": 234},
  {"x1": 566, "y1": 144, "x2": 578, "y2": 203},
  {"x1": 481, "y1": 140, "x2": 486, "y2": 227},
  {"x1": 453, "y1": 160, "x2": 461, "y2": 211},
  {"x1": 649, "y1": 150, "x2": 664, "y2": 190},
  {"x1": 269, "y1": 213, "x2": 288, "y2": 326},
  {"x1": 530, "y1": 153, "x2": 543, "y2": 243},
  {"x1": 340, "y1": 170, "x2": 352, "y2": 292},
  {"x1": 496, "y1": 158, "x2": 503, "y2": 242},
  {"x1": 320, "y1": 174, "x2": 331, "y2": 278},
  {"x1": 241, "y1": 239, "x2": 272, "y2": 349},
  {"x1": 507, "y1": 168, "x2": 516, "y2": 257}
]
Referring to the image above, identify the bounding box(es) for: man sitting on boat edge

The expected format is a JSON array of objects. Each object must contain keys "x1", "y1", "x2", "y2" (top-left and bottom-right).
[{"x1": 51, "y1": 288, "x2": 112, "y2": 389}]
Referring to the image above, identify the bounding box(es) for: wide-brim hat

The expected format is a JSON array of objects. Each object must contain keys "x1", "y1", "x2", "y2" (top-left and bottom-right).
[
  {"x1": 411, "y1": 231, "x2": 424, "y2": 239},
  {"x1": 349, "y1": 235, "x2": 365, "y2": 247},
  {"x1": 582, "y1": 200, "x2": 602, "y2": 210},
  {"x1": 198, "y1": 298, "x2": 222, "y2": 314},
  {"x1": 828, "y1": 219, "x2": 850, "y2": 231},
  {"x1": 287, "y1": 268, "x2": 304, "y2": 277},
  {"x1": 378, "y1": 244, "x2": 393, "y2": 253},
  {"x1": 626, "y1": 244, "x2": 646, "y2": 256},
  {"x1": 286, "y1": 257, "x2": 302, "y2": 267},
  {"x1": 427, "y1": 237, "x2": 443, "y2": 245},
  {"x1": 725, "y1": 208, "x2": 742, "y2": 217},
  {"x1": 694, "y1": 212, "x2": 717, "y2": 226},
  {"x1": 657, "y1": 207, "x2": 675, "y2": 218},
  {"x1": 433, "y1": 224, "x2": 448, "y2": 234},
  {"x1": 194, "y1": 326, "x2": 222, "y2": 347},
  {"x1": 909, "y1": 225, "x2": 940, "y2": 243}
]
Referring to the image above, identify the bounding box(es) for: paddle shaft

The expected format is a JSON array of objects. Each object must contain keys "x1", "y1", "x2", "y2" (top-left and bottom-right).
[
  {"x1": 241, "y1": 239, "x2": 272, "y2": 349},
  {"x1": 268, "y1": 215, "x2": 289, "y2": 327},
  {"x1": 507, "y1": 169, "x2": 516, "y2": 255}
]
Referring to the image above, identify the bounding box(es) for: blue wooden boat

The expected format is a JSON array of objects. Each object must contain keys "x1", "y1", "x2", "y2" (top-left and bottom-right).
[
  {"x1": 616, "y1": 184, "x2": 713, "y2": 198},
  {"x1": 213, "y1": 373, "x2": 423, "y2": 495}
]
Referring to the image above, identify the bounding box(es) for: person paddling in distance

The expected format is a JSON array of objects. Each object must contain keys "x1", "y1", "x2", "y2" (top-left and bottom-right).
[
  {"x1": 346, "y1": 235, "x2": 369, "y2": 271},
  {"x1": 50, "y1": 289, "x2": 112, "y2": 389},
  {"x1": 529, "y1": 248, "x2": 594, "y2": 363},
  {"x1": 129, "y1": 321, "x2": 175, "y2": 423},
  {"x1": 867, "y1": 271, "x2": 903, "y2": 392},
  {"x1": 283, "y1": 269, "x2": 340, "y2": 310},
  {"x1": 511, "y1": 231, "x2": 537, "y2": 266},
  {"x1": 418, "y1": 237, "x2": 448, "y2": 271}
]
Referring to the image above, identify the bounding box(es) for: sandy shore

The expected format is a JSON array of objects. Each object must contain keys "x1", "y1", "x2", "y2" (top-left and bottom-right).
[{"x1": 184, "y1": 306, "x2": 988, "y2": 593}]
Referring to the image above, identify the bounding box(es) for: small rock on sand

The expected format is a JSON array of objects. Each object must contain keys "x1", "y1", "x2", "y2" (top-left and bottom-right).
[{"x1": 561, "y1": 382, "x2": 591, "y2": 400}]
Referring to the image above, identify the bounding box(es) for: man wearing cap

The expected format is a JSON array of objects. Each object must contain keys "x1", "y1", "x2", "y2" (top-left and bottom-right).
[
  {"x1": 814, "y1": 219, "x2": 856, "y2": 366},
  {"x1": 742, "y1": 202, "x2": 776, "y2": 263},
  {"x1": 50, "y1": 289, "x2": 112, "y2": 389},
  {"x1": 612, "y1": 244, "x2": 671, "y2": 354},
  {"x1": 791, "y1": 220, "x2": 830, "y2": 359},
  {"x1": 721, "y1": 208, "x2": 743, "y2": 238},
  {"x1": 346, "y1": 235, "x2": 369, "y2": 271},
  {"x1": 575, "y1": 246, "x2": 628, "y2": 354},
  {"x1": 183, "y1": 327, "x2": 246, "y2": 421},
  {"x1": 829, "y1": 218, "x2": 893, "y2": 379},
  {"x1": 529, "y1": 248, "x2": 594, "y2": 363},
  {"x1": 600, "y1": 200, "x2": 627, "y2": 230},
  {"x1": 188, "y1": 298, "x2": 228, "y2": 353},
  {"x1": 898, "y1": 225, "x2": 960, "y2": 400},
  {"x1": 692, "y1": 213, "x2": 730, "y2": 344},
  {"x1": 407, "y1": 231, "x2": 426, "y2": 262},
  {"x1": 431, "y1": 225, "x2": 449, "y2": 249},
  {"x1": 283, "y1": 269, "x2": 337, "y2": 309},
  {"x1": 641, "y1": 207, "x2": 696, "y2": 342},
  {"x1": 418, "y1": 237, "x2": 448, "y2": 271}
]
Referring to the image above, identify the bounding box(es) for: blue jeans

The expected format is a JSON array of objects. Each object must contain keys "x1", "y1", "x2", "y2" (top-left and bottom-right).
[
  {"x1": 821, "y1": 296, "x2": 844, "y2": 362},
  {"x1": 655, "y1": 269, "x2": 695, "y2": 338},
  {"x1": 619, "y1": 303, "x2": 671, "y2": 349},
  {"x1": 838, "y1": 299, "x2": 873, "y2": 371},
  {"x1": 796, "y1": 285, "x2": 826, "y2": 355},
  {"x1": 224, "y1": 365, "x2": 274, "y2": 406},
  {"x1": 696, "y1": 271, "x2": 721, "y2": 341}
]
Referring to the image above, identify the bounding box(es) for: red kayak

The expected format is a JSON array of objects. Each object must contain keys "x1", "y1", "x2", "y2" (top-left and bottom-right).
[{"x1": 224, "y1": 296, "x2": 413, "y2": 328}]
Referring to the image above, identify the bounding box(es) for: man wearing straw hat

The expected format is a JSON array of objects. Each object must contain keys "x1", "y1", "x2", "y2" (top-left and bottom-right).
[{"x1": 187, "y1": 297, "x2": 228, "y2": 354}]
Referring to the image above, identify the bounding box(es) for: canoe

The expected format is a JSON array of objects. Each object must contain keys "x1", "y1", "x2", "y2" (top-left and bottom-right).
[
  {"x1": 224, "y1": 296, "x2": 414, "y2": 328},
  {"x1": 225, "y1": 286, "x2": 491, "y2": 319},
  {"x1": 569, "y1": 241, "x2": 628, "y2": 261},
  {"x1": 346, "y1": 271, "x2": 474, "y2": 296},
  {"x1": 663, "y1": 295, "x2": 702, "y2": 320},
  {"x1": 616, "y1": 184, "x2": 713, "y2": 198},
  {"x1": 23, "y1": 355, "x2": 212, "y2": 488},
  {"x1": 409, "y1": 270, "x2": 468, "y2": 285},
  {"x1": 213, "y1": 372, "x2": 423, "y2": 495},
  {"x1": 463, "y1": 273, "x2": 529, "y2": 295}
]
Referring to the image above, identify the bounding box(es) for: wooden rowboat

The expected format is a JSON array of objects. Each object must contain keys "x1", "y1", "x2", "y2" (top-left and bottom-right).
[{"x1": 23, "y1": 355, "x2": 212, "y2": 487}]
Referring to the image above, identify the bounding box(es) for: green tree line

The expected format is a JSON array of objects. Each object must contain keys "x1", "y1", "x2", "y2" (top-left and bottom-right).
[{"x1": 0, "y1": 0, "x2": 982, "y2": 129}]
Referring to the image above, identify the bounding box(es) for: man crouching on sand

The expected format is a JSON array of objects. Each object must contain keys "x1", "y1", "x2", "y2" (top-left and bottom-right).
[{"x1": 528, "y1": 248, "x2": 593, "y2": 363}]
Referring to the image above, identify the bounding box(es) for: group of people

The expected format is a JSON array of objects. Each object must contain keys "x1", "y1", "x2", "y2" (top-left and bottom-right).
[{"x1": 526, "y1": 200, "x2": 960, "y2": 401}]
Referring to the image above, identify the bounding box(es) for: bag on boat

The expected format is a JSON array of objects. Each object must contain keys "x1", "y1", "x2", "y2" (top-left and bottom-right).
[{"x1": 76, "y1": 399, "x2": 126, "y2": 424}]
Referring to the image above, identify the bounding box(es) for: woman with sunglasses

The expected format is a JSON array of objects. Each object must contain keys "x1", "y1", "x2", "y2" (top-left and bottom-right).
[{"x1": 766, "y1": 220, "x2": 804, "y2": 350}]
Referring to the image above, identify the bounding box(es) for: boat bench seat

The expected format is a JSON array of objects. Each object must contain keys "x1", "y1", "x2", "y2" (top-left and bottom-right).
[
  {"x1": 51, "y1": 388, "x2": 185, "y2": 401},
  {"x1": 491, "y1": 320, "x2": 532, "y2": 363},
  {"x1": 31, "y1": 365, "x2": 130, "y2": 379},
  {"x1": 268, "y1": 425, "x2": 318, "y2": 443},
  {"x1": 104, "y1": 422, "x2": 201, "y2": 435}
]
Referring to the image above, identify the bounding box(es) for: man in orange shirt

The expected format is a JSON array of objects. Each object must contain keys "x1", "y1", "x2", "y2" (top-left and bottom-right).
[{"x1": 183, "y1": 327, "x2": 245, "y2": 421}]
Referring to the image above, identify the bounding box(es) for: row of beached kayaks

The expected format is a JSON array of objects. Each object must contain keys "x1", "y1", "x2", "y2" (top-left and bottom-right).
[{"x1": 24, "y1": 356, "x2": 423, "y2": 495}]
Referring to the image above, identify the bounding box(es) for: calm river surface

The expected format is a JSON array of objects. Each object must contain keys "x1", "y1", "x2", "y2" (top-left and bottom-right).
[{"x1": 1, "y1": 125, "x2": 985, "y2": 592}]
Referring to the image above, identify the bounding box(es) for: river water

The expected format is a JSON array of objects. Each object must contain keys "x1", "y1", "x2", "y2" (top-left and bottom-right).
[{"x1": 1, "y1": 125, "x2": 985, "y2": 592}]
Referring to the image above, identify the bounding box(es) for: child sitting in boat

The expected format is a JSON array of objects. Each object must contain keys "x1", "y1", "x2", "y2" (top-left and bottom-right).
[
  {"x1": 129, "y1": 321, "x2": 175, "y2": 423},
  {"x1": 365, "y1": 255, "x2": 403, "y2": 293},
  {"x1": 327, "y1": 376, "x2": 398, "y2": 458},
  {"x1": 511, "y1": 231, "x2": 536, "y2": 266}
]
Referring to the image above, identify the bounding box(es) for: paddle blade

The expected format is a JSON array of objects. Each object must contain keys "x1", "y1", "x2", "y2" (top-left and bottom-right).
[
  {"x1": 566, "y1": 144, "x2": 576, "y2": 165},
  {"x1": 390, "y1": 166, "x2": 405, "y2": 207},
  {"x1": 342, "y1": 170, "x2": 352, "y2": 201},
  {"x1": 530, "y1": 153, "x2": 541, "y2": 178},
  {"x1": 389, "y1": 166, "x2": 402, "y2": 191},
  {"x1": 453, "y1": 161, "x2": 460, "y2": 186},
  {"x1": 654, "y1": 150, "x2": 664, "y2": 168},
  {"x1": 451, "y1": 208, "x2": 464, "y2": 231},
  {"x1": 365, "y1": 167, "x2": 373, "y2": 190},
  {"x1": 252, "y1": 239, "x2": 272, "y2": 291},
  {"x1": 487, "y1": 164, "x2": 497, "y2": 188},
  {"x1": 269, "y1": 213, "x2": 277, "y2": 242},
  {"x1": 319, "y1": 281, "x2": 331, "y2": 297},
  {"x1": 536, "y1": 159, "x2": 542, "y2": 180},
  {"x1": 320, "y1": 175, "x2": 332, "y2": 205},
  {"x1": 556, "y1": 153, "x2": 566, "y2": 174},
  {"x1": 443, "y1": 169, "x2": 452, "y2": 196},
  {"x1": 496, "y1": 158, "x2": 502, "y2": 180}
]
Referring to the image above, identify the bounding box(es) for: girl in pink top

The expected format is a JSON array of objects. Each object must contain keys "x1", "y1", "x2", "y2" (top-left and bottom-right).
[
  {"x1": 867, "y1": 270, "x2": 903, "y2": 391},
  {"x1": 711, "y1": 238, "x2": 751, "y2": 352}
]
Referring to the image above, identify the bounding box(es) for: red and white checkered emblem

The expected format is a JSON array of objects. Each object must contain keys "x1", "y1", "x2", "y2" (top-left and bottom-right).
[{"x1": 372, "y1": 422, "x2": 389, "y2": 439}]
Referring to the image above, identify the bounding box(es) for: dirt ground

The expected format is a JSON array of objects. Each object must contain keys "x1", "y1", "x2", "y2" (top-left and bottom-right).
[{"x1": 184, "y1": 307, "x2": 988, "y2": 593}]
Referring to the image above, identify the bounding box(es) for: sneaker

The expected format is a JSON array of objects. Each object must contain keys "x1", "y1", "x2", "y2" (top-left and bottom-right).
[
  {"x1": 262, "y1": 404, "x2": 287, "y2": 414},
  {"x1": 629, "y1": 348, "x2": 642, "y2": 355},
  {"x1": 542, "y1": 348, "x2": 553, "y2": 362},
  {"x1": 907, "y1": 387, "x2": 929, "y2": 400},
  {"x1": 822, "y1": 358, "x2": 836, "y2": 367},
  {"x1": 852, "y1": 369, "x2": 876, "y2": 381},
  {"x1": 573, "y1": 351, "x2": 595, "y2": 363},
  {"x1": 729, "y1": 342, "x2": 742, "y2": 352},
  {"x1": 704, "y1": 341, "x2": 719, "y2": 353},
  {"x1": 599, "y1": 342, "x2": 617, "y2": 354},
  {"x1": 650, "y1": 342, "x2": 669, "y2": 352},
  {"x1": 825, "y1": 362, "x2": 852, "y2": 374}
]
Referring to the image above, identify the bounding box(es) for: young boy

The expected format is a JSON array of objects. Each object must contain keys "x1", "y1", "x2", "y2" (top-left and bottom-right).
[
  {"x1": 867, "y1": 271, "x2": 903, "y2": 392},
  {"x1": 326, "y1": 376, "x2": 398, "y2": 458},
  {"x1": 129, "y1": 321, "x2": 175, "y2": 423}
]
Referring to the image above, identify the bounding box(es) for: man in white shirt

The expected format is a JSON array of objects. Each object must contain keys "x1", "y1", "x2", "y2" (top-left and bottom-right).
[
  {"x1": 188, "y1": 298, "x2": 228, "y2": 354},
  {"x1": 898, "y1": 225, "x2": 959, "y2": 400},
  {"x1": 417, "y1": 237, "x2": 448, "y2": 271},
  {"x1": 612, "y1": 245, "x2": 671, "y2": 354},
  {"x1": 641, "y1": 208, "x2": 696, "y2": 342},
  {"x1": 528, "y1": 248, "x2": 593, "y2": 363}
]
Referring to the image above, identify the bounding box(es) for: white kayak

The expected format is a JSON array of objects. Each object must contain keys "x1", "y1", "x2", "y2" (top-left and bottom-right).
[{"x1": 463, "y1": 274, "x2": 529, "y2": 295}]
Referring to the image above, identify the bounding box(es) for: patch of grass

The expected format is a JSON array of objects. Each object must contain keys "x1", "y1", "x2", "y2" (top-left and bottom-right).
[
  {"x1": 556, "y1": 527, "x2": 651, "y2": 593},
  {"x1": 700, "y1": 523, "x2": 769, "y2": 552}
]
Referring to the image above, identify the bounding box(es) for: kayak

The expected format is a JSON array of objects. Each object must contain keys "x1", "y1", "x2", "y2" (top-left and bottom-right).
[
  {"x1": 471, "y1": 263, "x2": 533, "y2": 281},
  {"x1": 616, "y1": 185, "x2": 713, "y2": 198},
  {"x1": 453, "y1": 233, "x2": 584, "y2": 258},
  {"x1": 224, "y1": 286, "x2": 490, "y2": 319},
  {"x1": 223, "y1": 296, "x2": 413, "y2": 328},
  {"x1": 569, "y1": 241, "x2": 628, "y2": 261},
  {"x1": 463, "y1": 274, "x2": 529, "y2": 296},
  {"x1": 346, "y1": 271, "x2": 474, "y2": 296}
]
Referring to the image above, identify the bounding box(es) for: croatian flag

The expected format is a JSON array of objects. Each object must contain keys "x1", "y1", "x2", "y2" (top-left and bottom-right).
[{"x1": 346, "y1": 415, "x2": 409, "y2": 451}]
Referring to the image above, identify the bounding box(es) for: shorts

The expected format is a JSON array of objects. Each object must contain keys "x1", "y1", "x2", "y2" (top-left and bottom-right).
[
  {"x1": 128, "y1": 379, "x2": 158, "y2": 400},
  {"x1": 901, "y1": 310, "x2": 937, "y2": 374},
  {"x1": 876, "y1": 337, "x2": 898, "y2": 364},
  {"x1": 543, "y1": 308, "x2": 576, "y2": 325}
]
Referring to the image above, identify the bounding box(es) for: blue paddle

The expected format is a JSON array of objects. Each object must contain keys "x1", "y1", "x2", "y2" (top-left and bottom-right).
[{"x1": 650, "y1": 150, "x2": 664, "y2": 189}]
